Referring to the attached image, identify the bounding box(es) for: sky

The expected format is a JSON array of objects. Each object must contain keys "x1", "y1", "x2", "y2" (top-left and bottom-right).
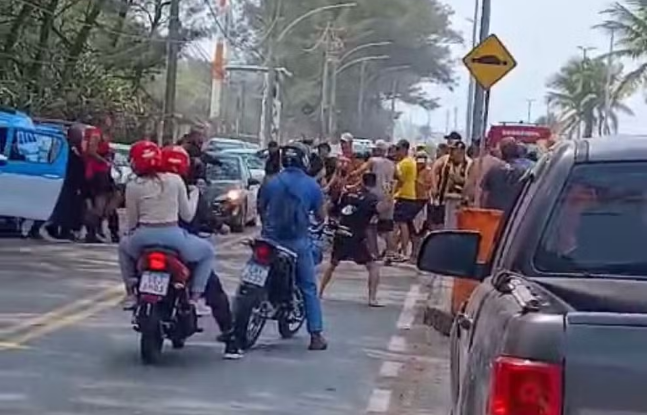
[{"x1": 416, "y1": 0, "x2": 647, "y2": 136}]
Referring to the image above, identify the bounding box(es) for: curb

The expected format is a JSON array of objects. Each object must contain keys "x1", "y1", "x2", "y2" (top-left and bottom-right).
[{"x1": 421, "y1": 274, "x2": 454, "y2": 336}]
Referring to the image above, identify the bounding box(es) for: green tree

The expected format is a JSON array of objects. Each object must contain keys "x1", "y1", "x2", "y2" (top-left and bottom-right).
[
  {"x1": 236, "y1": 0, "x2": 460, "y2": 138},
  {"x1": 599, "y1": 0, "x2": 647, "y2": 92},
  {"x1": 0, "y1": 0, "x2": 212, "y2": 140},
  {"x1": 546, "y1": 57, "x2": 634, "y2": 138}
]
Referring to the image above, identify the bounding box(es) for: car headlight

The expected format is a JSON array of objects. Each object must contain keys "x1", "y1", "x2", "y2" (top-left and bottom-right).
[{"x1": 227, "y1": 189, "x2": 242, "y2": 201}]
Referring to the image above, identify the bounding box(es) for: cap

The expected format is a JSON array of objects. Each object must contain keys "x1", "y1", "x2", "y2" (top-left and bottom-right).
[
  {"x1": 444, "y1": 131, "x2": 462, "y2": 141},
  {"x1": 415, "y1": 150, "x2": 428, "y2": 159},
  {"x1": 341, "y1": 132, "x2": 354, "y2": 142}
]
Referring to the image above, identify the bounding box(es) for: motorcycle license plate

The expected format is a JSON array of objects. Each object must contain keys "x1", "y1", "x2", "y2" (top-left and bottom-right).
[
  {"x1": 139, "y1": 271, "x2": 171, "y2": 296},
  {"x1": 241, "y1": 262, "x2": 269, "y2": 287}
]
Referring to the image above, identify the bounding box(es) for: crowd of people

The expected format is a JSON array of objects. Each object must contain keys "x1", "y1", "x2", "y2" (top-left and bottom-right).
[{"x1": 260, "y1": 132, "x2": 539, "y2": 314}]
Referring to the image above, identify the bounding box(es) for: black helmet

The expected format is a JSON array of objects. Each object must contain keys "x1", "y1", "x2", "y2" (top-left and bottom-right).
[{"x1": 281, "y1": 142, "x2": 310, "y2": 171}]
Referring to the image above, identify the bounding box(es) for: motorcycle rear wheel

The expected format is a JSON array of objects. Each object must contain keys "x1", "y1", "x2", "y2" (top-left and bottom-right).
[
  {"x1": 278, "y1": 288, "x2": 306, "y2": 339},
  {"x1": 234, "y1": 285, "x2": 267, "y2": 350}
]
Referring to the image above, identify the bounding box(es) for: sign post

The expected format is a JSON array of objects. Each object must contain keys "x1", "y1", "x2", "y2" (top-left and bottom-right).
[{"x1": 463, "y1": 33, "x2": 517, "y2": 152}]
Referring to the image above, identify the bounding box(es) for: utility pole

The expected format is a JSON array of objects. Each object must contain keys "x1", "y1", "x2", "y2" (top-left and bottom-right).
[
  {"x1": 465, "y1": 0, "x2": 480, "y2": 141},
  {"x1": 327, "y1": 26, "x2": 343, "y2": 137},
  {"x1": 162, "y1": 0, "x2": 180, "y2": 140},
  {"x1": 470, "y1": 0, "x2": 491, "y2": 141}
]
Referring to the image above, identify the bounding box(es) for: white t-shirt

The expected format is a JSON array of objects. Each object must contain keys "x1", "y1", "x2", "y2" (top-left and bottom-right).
[{"x1": 125, "y1": 172, "x2": 198, "y2": 230}]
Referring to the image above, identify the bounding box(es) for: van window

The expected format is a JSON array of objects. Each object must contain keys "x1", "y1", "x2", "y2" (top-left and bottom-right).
[
  {"x1": 534, "y1": 162, "x2": 647, "y2": 277},
  {"x1": 9, "y1": 130, "x2": 60, "y2": 163}
]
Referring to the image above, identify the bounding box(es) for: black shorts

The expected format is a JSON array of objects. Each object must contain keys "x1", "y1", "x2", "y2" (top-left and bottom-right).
[
  {"x1": 87, "y1": 171, "x2": 115, "y2": 197},
  {"x1": 331, "y1": 235, "x2": 374, "y2": 265},
  {"x1": 393, "y1": 199, "x2": 424, "y2": 223},
  {"x1": 427, "y1": 203, "x2": 445, "y2": 226}
]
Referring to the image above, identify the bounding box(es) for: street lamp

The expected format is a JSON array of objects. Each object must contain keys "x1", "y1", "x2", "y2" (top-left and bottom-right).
[
  {"x1": 339, "y1": 41, "x2": 392, "y2": 64},
  {"x1": 329, "y1": 55, "x2": 390, "y2": 134},
  {"x1": 358, "y1": 65, "x2": 411, "y2": 131},
  {"x1": 335, "y1": 55, "x2": 390, "y2": 75},
  {"x1": 276, "y1": 3, "x2": 357, "y2": 43}
]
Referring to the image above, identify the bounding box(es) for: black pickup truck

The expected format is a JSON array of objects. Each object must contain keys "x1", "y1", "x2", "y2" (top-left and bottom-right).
[{"x1": 419, "y1": 138, "x2": 647, "y2": 415}]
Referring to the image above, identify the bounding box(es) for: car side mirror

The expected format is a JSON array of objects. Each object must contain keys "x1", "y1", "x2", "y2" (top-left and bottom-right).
[
  {"x1": 0, "y1": 154, "x2": 6, "y2": 166},
  {"x1": 417, "y1": 230, "x2": 482, "y2": 280},
  {"x1": 248, "y1": 177, "x2": 261, "y2": 187}
]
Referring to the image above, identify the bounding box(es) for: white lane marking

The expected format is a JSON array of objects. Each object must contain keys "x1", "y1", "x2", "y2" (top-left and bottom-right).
[
  {"x1": 366, "y1": 389, "x2": 392, "y2": 413},
  {"x1": 387, "y1": 335, "x2": 407, "y2": 353},
  {"x1": 379, "y1": 361, "x2": 403, "y2": 378},
  {"x1": 396, "y1": 284, "x2": 421, "y2": 330}
]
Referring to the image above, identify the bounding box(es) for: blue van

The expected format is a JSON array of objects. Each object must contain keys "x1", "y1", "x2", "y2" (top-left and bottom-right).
[{"x1": 0, "y1": 109, "x2": 68, "y2": 221}]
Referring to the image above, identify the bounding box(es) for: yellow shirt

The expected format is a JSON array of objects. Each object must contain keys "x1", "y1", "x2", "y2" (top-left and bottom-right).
[{"x1": 394, "y1": 157, "x2": 417, "y2": 200}]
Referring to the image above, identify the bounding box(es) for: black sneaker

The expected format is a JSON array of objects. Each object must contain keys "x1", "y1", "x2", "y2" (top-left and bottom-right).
[{"x1": 223, "y1": 341, "x2": 243, "y2": 360}]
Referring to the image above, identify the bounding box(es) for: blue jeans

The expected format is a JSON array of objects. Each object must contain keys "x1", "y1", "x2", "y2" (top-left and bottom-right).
[
  {"x1": 118, "y1": 226, "x2": 215, "y2": 295},
  {"x1": 275, "y1": 237, "x2": 323, "y2": 334}
]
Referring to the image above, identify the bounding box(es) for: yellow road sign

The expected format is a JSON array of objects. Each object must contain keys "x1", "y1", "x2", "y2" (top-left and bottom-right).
[{"x1": 463, "y1": 34, "x2": 517, "y2": 90}]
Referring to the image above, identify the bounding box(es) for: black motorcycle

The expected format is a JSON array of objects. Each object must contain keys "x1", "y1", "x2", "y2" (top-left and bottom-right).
[
  {"x1": 233, "y1": 221, "x2": 336, "y2": 350},
  {"x1": 233, "y1": 237, "x2": 307, "y2": 350}
]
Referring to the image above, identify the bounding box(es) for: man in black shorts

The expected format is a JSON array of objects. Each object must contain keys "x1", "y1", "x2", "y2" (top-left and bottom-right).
[{"x1": 319, "y1": 173, "x2": 384, "y2": 307}]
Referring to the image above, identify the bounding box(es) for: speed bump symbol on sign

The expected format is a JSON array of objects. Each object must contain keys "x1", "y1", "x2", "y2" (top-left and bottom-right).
[{"x1": 463, "y1": 34, "x2": 517, "y2": 90}]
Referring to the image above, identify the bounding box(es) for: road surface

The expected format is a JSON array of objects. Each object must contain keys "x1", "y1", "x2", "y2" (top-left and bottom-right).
[{"x1": 0, "y1": 229, "x2": 449, "y2": 415}]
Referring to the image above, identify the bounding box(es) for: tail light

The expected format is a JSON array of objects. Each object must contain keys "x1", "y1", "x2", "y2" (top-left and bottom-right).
[
  {"x1": 147, "y1": 252, "x2": 167, "y2": 271},
  {"x1": 253, "y1": 243, "x2": 272, "y2": 266},
  {"x1": 489, "y1": 356, "x2": 562, "y2": 415}
]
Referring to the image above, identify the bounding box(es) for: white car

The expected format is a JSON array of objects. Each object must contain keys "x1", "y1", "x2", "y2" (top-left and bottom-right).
[
  {"x1": 221, "y1": 148, "x2": 265, "y2": 182},
  {"x1": 109, "y1": 143, "x2": 132, "y2": 186},
  {"x1": 203, "y1": 137, "x2": 248, "y2": 153}
]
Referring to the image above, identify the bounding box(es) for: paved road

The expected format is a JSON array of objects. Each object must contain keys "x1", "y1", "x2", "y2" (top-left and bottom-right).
[{"x1": 0, "y1": 230, "x2": 446, "y2": 415}]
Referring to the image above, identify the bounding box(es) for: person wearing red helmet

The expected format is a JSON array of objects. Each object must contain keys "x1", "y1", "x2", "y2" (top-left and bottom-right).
[
  {"x1": 160, "y1": 144, "x2": 242, "y2": 358},
  {"x1": 118, "y1": 140, "x2": 214, "y2": 316},
  {"x1": 161, "y1": 145, "x2": 191, "y2": 177}
]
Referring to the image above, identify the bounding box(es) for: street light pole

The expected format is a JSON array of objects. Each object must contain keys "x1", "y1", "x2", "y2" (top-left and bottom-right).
[
  {"x1": 465, "y1": 0, "x2": 480, "y2": 141},
  {"x1": 603, "y1": 28, "x2": 615, "y2": 135},
  {"x1": 526, "y1": 99, "x2": 535, "y2": 123},
  {"x1": 470, "y1": 0, "x2": 491, "y2": 141},
  {"x1": 357, "y1": 60, "x2": 367, "y2": 131}
]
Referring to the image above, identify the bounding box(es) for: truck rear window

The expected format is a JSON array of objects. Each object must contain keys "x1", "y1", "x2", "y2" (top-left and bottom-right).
[{"x1": 534, "y1": 162, "x2": 647, "y2": 277}]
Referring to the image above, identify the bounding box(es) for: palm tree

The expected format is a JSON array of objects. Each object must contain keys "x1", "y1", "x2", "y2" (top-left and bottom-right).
[
  {"x1": 599, "y1": 0, "x2": 647, "y2": 92},
  {"x1": 546, "y1": 57, "x2": 634, "y2": 138}
]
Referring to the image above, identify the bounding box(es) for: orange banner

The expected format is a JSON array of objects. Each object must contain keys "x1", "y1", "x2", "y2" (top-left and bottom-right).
[{"x1": 213, "y1": 41, "x2": 225, "y2": 80}]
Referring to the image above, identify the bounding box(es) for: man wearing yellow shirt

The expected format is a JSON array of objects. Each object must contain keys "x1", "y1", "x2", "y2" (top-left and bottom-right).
[{"x1": 393, "y1": 139, "x2": 423, "y2": 260}]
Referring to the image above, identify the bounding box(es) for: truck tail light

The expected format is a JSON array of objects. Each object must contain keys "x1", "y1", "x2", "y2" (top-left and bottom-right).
[{"x1": 489, "y1": 356, "x2": 562, "y2": 415}]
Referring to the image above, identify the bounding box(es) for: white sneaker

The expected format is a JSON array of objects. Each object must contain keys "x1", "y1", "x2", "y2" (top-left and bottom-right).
[
  {"x1": 192, "y1": 298, "x2": 212, "y2": 316},
  {"x1": 122, "y1": 295, "x2": 137, "y2": 310}
]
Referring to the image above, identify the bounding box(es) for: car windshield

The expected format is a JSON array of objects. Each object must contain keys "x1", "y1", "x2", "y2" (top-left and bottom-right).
[
  {"x1": 205, "y1": 157, "x2": 242, "y2": 181},
  {"x1": 534, "y1": 162, "x2": 647, "y2": 277},
  {"x1": 242, "y1": 154, "x2": 264, "y2": 170}
]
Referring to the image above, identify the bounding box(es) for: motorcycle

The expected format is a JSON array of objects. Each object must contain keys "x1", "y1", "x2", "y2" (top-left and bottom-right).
[
  {"x1": 130, "y1": 183, "x2": 224, "y2": 365},
  {"x1": 132, "y1": 247, "x2": 202, "y2": 364},
  {"x1": 233, "y1": 221, "x2": 335, "y2": 350}
]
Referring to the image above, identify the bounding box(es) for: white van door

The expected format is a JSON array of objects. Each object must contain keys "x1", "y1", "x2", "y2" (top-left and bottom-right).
[{"x1": 0, "y1": 128, "x2": 68, "y2": 221}]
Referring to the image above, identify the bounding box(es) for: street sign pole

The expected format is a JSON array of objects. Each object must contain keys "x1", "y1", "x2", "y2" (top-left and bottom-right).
[{"x1": 479, "y1": 89, "x2": 491, "y2": 156}]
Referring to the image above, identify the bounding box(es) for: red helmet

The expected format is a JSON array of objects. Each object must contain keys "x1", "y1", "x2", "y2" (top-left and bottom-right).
[
  {"x1": 129, "y1": 140, "x2": 162, "y2": 175},
  {"x1": 161, "y1": 145, "x2": 190, "y2": 177}
]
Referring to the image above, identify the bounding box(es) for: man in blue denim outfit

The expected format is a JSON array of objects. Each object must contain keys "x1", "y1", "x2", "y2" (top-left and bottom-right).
[{"x1": 258, "y1": 142, "x2": 328, "y2": 351}]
